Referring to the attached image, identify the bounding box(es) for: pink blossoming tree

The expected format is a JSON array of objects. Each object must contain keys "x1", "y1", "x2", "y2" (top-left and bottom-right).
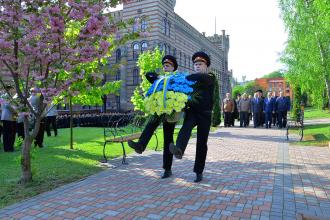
[{"x1": 0, "y1": 0, "x2": 140, "y2": 183}]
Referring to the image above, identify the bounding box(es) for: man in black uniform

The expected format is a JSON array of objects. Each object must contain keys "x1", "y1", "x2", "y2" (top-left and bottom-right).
[
  {"x1": 128, "y1": 55, "x2": 178, "y2": 179},
  {"x1": 169, "y1": 51, "x2": 215, "y2": 183}
]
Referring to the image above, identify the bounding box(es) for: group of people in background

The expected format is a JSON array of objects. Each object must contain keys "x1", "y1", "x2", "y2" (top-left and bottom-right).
[
  {"x1": 223, "y1": 90, "x2": 290, "y2": 129},
  {"x1": 0, "y1": 87, "x2": 58, "y2": 152}
]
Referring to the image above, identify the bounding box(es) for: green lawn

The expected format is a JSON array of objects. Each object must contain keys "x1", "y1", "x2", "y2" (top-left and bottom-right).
[
  {"x1": 291, "y1": 123, "x2": 330, "y2": 147},
  {"x1": 0, "y1": 127, "x2": 177, "y2": 209},
  {"x1": 303, "y1": 107, "x2": 330, "y2": 120}
]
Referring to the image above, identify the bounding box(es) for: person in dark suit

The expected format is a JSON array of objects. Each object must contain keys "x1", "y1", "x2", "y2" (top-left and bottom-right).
[
  {"x1": 251, "y1": 92, "x2": 263, "y2": 128},
  {"x1": 169, "y1": 51, "x2": 215, "y2": 183},
  {"x1": 257, "y1": 89, "x2": 265, "y2": 127},
  {"x1": 1, "y1": 86, "x2": 17, "y2": 152},
  {"x1": 263, "y1": 92, "x2": 275, "y2": 128},
  {"x1": 128, "y1": 55, "x2": 178, "y2": 179},
  {"x1": 271, "y1": 91, "x2": 278, "y2": 127},
  {"x1": 275, "y1": 91, "x2": 289, "y2": 128},
  {"x1": 29, "y1": 88, "x2": 46, "y2": 148}
]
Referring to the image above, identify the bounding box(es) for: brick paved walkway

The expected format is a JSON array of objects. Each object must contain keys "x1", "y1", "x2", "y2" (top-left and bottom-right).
[{"x1": 1, "y1": 126, "x2": 330, "y2": 219}]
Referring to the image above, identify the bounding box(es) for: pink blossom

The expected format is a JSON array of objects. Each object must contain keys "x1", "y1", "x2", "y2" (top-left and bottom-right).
[
  {"x1": 100, "y1": 40, "x2": 110, "y2": 52},
  {"x1": 50, "y1": 16, "x2": 65, "y2": 33},
  {"x1": 48, "y1": 6, "x2": 61, "y2": 15}
]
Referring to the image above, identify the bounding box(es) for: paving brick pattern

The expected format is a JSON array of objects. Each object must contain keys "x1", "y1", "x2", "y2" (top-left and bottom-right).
[{"x1": 1, "y1": 126, "x2": 330, "y2": 219}]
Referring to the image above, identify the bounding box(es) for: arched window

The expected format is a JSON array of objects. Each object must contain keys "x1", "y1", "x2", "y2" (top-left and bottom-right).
[
  {"x1": 163, "y1": 18, "x2": 167, "y2": 35},
  {"x1": 141, "y1": 20, "x2": 147, "y2": 32},
  {"x1": 141, "y1": 42, "x2": 148, "y2": 53},
  {"x1": 116, "y1": 49, "x2": 121, "y2": 63},
  {"x1": 133, "y1": 42, "x2": 139, "y2": 60},
  {"x1": 115, "y1": 70, "x2": 121, "y2": 81},
  {"x1": 133, "y1": 68, "x2": 139, "y2": 85}
]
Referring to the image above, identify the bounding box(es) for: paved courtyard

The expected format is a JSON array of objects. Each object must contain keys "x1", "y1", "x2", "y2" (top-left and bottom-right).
[{"x1": 1, "y1": 125, "x2": 330, "y2": 219}]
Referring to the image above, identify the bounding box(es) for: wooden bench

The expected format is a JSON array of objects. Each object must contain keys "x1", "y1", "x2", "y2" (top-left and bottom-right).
[
  {"x1": 102, "y1": 113, "x2": 159, "y2": 164},
  {"x1": 286, "y1": 109, "x2": 304, "y2": 141}
]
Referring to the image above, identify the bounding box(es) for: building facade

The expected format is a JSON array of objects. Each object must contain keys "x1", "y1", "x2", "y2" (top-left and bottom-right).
[
  {"x1": 106, "y1": 0, "x2": 232, "y2": 112},
  {"x1": 255, "y1": 77, "x2": 293, "y2": 99}
]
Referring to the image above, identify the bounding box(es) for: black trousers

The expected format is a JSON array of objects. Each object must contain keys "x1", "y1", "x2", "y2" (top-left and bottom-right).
[
  {"x1": 35, "y1": 119, "x2": 45, "y2": 147},
  {"x1": 265, "y1": 112, "x2": 272, "y2": 128},
  {"x1": 239, "y1": 112, "x2": 249, "y2": 127},
  {"x1": 272, "y1": 112, "x2": 277, "y2": 126},
  {"x1": 17, "y1": 122, "x2": 25, "y2": 139},
  {"x1": 253, "y1": 112, "x2": 262, "y2": 128},
  {"x1": 137, "y1": 115, "x2": 176, "y2": 171},
  {"x1": 224, "y1": 112, "x2": 232, "y2": 127},
  {"x1": 2, "y1": 120, "x2": 16, "y2": 152},
  {"x1": 277, "y1": 111, "x2": 287, "y2": 128},
  {"x1": 46, "y1": 116, "x2": 57, "y2": 136},
  {"x1": 176, "y1": 110, "x2": 211, "y2": 174}
]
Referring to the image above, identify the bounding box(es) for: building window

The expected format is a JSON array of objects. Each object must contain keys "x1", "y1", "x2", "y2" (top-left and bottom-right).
[
  {"x1": 116, "y1": 49, "x2": 121, "y2": 63},
  {"x1": 132, "y1": 42, "x2": 139, "y2": 60},
  {"x1": 133, "y1": 17, "x2": 139, "y2": 33},
  {"x1": 168, "y1": 21, "x2": 171, "y2": 37},
  {"x1": 184, "y1": 55, "x2": 186, "y2": 67},
  {"x1": 115, "y1": 70, "x2": 121, "y2": 81},
  {"x1": 179, "y1": 52, "x2": 182, "y2": 65},
  {"x1": 141, "y1": 42, "x2": 148, "y2": 53},
  {"x1": 163, "y1": 18, "x2": 167, "y2": 35},
  {"x1": 133, "y1": 68, "x2": 139, "y2": 85},
  {"x1": 141, "y1": 19, "x2": 147, "y2": 32},
  {"x1": 164, "y1": 43, "x2": 168, "y2": 54},
  {"x1": 173, "y1": 48, "x2": 176, "y2": 57},
  {"x1": 116, "y1": 96, "x2": 120, "y2": 111}
]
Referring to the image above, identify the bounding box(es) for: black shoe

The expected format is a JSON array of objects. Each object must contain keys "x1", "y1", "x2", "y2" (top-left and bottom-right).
[
  {"x1": 169, "y1": 143, "x2": 182, "y2": 159},
  {"x1": 194, "y1": 173, "x2": 203, "y2": 183},
  {"x1": 161, "y1": 170, "x2": 172, "y2": 179},
  {"x1": 127, "y1": 140, "x2": 143, "y2": 154}
]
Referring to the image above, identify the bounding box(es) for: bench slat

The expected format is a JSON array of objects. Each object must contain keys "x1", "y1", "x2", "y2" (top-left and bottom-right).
[{"x1": 107, "y1": 132, "x2": 142, "y2": 143}]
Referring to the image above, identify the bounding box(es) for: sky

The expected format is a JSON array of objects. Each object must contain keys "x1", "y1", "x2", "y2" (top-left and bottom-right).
[{"x1": 174, "y1": 0, "x2": 288, "y2": 81}]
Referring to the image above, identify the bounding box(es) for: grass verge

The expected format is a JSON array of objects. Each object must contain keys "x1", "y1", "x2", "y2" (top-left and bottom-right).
[{"x1": 290, "y1": 123, "x2": 330, "y2": 147}]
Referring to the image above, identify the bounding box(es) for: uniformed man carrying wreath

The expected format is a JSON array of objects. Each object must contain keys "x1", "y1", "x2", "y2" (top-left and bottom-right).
[
  {"x1": 169, "y1": 51, "x2": 215, "y2": 183},
  {"x1": 128, "y1": 55, "x2": 179, "y2": 179}
]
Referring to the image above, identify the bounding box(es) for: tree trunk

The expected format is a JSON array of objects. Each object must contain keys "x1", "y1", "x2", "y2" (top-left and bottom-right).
[
  {"x1": 20, "y1": 137, "x2": 33, "y2": 183},
  {"x1": 20, "y1": 116, "x2": 39, "y2": 184},
  {"x1": 69, "y1": 96, "x2": 73, "y2": 149}
]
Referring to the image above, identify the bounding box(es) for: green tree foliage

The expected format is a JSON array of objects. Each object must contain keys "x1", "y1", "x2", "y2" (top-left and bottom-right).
[
  {"x1": 243, "y1": 81, "x2": 264, "y2": 97},
  {"x1": 212, "y1": 76, "x2": 221, "y2": 126},
  {"x1": 262, "y1": 71, "x2": 284, "y2": 78},
  {"x1": 232, "y1": 85, "x2": 244, "y2": 99},
  {"x1": 279, "y1": 0, "x2": 330, "y2": 109},
  {"x1": 292, "y1": 85, "x2": 302, "y2": 120}
]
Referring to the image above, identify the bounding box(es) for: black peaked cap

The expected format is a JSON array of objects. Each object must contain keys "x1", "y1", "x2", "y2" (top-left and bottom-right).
[
  {"x1": 162, "y1": 55, "x2": 178, "y2": 71},
  {"x1": 192, "y1": 51, "x2": 211, "y2": 67}
]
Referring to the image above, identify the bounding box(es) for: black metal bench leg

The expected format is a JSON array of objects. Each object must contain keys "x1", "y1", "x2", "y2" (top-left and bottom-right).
[
  {"x1": 121, "y1": 142, "x2": 128, "y2": 165},
  {"x1": 102, "y1": 142, "x2": 108, "y2": 163},
  {"x1": 300, "y1": 127, "x2": 304, "y2": 141}
]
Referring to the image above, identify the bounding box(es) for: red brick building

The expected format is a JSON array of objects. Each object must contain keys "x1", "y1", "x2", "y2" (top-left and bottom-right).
[{"x1": 255, "y1": 77, "x2": 293, "y2": 99}]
